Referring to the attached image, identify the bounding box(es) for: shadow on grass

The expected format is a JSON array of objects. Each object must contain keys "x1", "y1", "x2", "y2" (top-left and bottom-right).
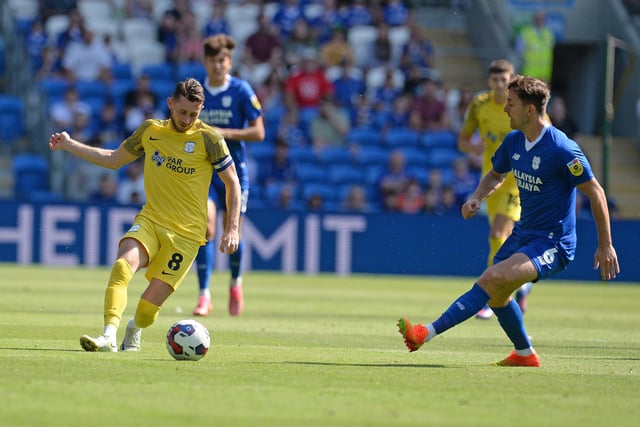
[{"x1": 264, "y1": 361, "x2": 449, "y2": 369}]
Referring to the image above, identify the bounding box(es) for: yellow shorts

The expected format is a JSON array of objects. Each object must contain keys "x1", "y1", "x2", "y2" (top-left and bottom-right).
[
  {"x1": 486, "y1": 177, "x2": 521, "y2": 223},
  {"x1": 121, "y1": 214, "x2": 201, "y2": 290}
]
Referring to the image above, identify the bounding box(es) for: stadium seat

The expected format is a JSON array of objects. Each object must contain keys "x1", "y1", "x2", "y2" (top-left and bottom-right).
[
  {"x1": 12, "y1": 153, "x2": 49, "y2": 199},
  {"x1": 111, "y1": 63, "x2": 133, "y2": 81},
  {"x1": 0, "y1": 95, "x2": 25, "y2": 145},
  {"x1": 385, "y1": 127, "x2": 419, "y2": 148},
  {"x1": 406, "y1": 166, "x2": 430, "y2": 186},
  {"x1": 301, "y1": 182, "x2": 337, "y2": 203},
  {"x1": 388, "y1": 25, "x2": 410, "y2": 64},
  {"x1": 346, "y1": 127, "x2": 382, "y2": 146},
  {"x1": 426, "y1": 147, "x2": 461, "y2": 168},
  {"x1": 141, "y1": 63, "x2": 174, "y2": 81},
  {"x1": 176, "y1": 62, "x2": 206, "y2": 82},
  {"x1": 77, "y1": 0, "x2": 114, "y2": 21},
  {"x1": 288, "y1": 145, "x2": 316, "y2": 163},
  {"x1": 38, "y1": 78, "x2": 70, "y2": 105},
  {"x1": 366, "y1": 66, "x2": 405, "y2": 94},
  {"x1": 247, "y1": 143, "x2": 275, "y2": 163},
  {"x1": 398, "y1": 146, "x2": 429, "y2": 167},
  {"x1": 127, "y1": 41, "x2": 166, "y2": 75},
  {"x1": 122, "y1": 18, "x2": 157, "y2": 43},
  {"x1": 327, "y1": 164, "x2": 365, "y2": 185},
  {"x1": 317, "y1": 146, "x2": 354, "y2": 165},
  {"x1": 296, "y1": 162, "x2": 326, "y2": 183},
  {"x1": 44, "y1": 14, "x2": 70, "y2": 41},
  {"x1": 354, "y1": 145, "x2": 389, "y2": 166},
  {"x1": 421, "y1": 130, "x2": 458, "y2": 149}
]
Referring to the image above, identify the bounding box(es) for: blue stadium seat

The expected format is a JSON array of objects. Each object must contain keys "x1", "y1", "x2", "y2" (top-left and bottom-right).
[
  {"x1": 426, "y1": 147, "x2": 461, "y2": 168},
  {"x1": 385, "y1": 127, "x2": 419, "y2": 148},
  {"x1": 288, "y1": 145, "x2": 316, "y2": 163},
  {"x1": 317, "y1": 146, "x2": 354, "y2": 165},
  {"x1": 248, "y1": 143, "x2": 275, "y2": 162},
  {"x1": 0, "y1": 95, "x2": 26, "y2": 145},
  {"x1": 141, "y1": 63, "x2": 174, "y2": 81},
  {"x1": 12, "y1": 153, "x2": 49, "y2": 199},
  {"x1": 176, "y1": 62, "x2": 206, "y2": 82},
  {"x1": 295, "y1": 162, "x2": 326, "y2": 183},
  {"x1": 355, "y1": 145, "x2": 389, "y2": 166},
  {"x1": 346, "y1": 127, "x2": 382, "y2": 146},
  {"x1": 38, "y1": 78, "x2": 70, "y2": 106},
  {"x1": 327, "y1": 164, "x2": 365, "y2": 185},
  {"x1": 301, "y1": 182, "x2": 337, "y2": 202},
  {"x1": 421, "y1": 130, "x2": 457, "y2": 149},
  {"x1": 398, "y1": 146, "x2": 429, "y2": 167},
  {"x1": 75, "y1": 80, "x2": 108, "y2": 99},
  {"x1": 111, "y1": 62, "x2": 133, "y2": 80}
]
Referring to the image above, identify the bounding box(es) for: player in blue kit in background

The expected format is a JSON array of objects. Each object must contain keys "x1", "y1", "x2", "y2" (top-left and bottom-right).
[
  {"x1": 193, "y1": 34, "x2": 265, "y2": 316},
  {"x1": 398, "y1": 75, "x2": 620, "y2": 367}
]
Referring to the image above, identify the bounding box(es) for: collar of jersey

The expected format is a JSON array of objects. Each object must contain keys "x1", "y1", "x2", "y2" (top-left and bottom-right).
[{"x1": 204, "y1": 74, "x2": 231, "y2": 95}]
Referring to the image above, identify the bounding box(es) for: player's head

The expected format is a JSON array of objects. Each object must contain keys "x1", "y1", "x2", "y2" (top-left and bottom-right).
[
  {"x1": 167, "y1": 78, "x2": 205, "y2": 132},
  {"x1": 504, "y1": 75, "x2": 550, "y2": 129},
  {"x1": 202, "y1": 34, "x2": 235, "y2": 85},
  {"x1": 487, "y1": 59, "x2": 514, "y2": 97}
]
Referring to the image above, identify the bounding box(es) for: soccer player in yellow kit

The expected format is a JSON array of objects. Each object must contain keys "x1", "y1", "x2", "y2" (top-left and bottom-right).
[
  {"x1": 458, "y1": 59, "x2": 531, "y2": 319},
  {"x1": 49, "y1": 78, "x2": 241, "y2": 352}
]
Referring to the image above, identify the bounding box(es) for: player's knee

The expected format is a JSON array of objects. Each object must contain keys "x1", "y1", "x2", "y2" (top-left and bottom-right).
[{"x1": 134, "y1": 298, "x2": 161, "y2": 328}]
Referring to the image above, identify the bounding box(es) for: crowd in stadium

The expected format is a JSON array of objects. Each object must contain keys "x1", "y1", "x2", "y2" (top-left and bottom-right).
[{"x1": 16, "y1": 0, "x2": 484, "y2": 214}]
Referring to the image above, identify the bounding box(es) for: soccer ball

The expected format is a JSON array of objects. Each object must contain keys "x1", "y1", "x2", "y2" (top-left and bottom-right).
[{"x1": 166, "y1": 319, "x2": 210, "y2": 361}]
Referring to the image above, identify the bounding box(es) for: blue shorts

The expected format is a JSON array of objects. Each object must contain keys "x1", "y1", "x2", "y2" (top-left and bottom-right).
[{"x1": 494, "y1": 227, "x2": 571, "y2": 283}]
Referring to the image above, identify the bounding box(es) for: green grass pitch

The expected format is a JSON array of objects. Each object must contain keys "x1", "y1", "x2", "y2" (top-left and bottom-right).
[{"x1": 0, "y1": 264, "x2": 638, "y2": 427}]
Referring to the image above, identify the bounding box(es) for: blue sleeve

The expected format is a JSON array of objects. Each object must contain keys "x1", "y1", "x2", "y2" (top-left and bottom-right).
[
  {"x1": 239, "y1": 81, "x2": 262, "y2": 122},
  {"x1": 492, "y1": 133, "x2": 514, "y2": 174}
]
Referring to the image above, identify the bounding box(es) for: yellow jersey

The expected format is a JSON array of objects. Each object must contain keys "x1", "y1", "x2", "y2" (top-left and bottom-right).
[{"x1": 121, "y1": 118, "x2": 232, "y2": 243}]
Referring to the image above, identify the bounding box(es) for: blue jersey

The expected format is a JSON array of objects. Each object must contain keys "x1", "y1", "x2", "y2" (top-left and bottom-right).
[
  {"x1": 492, "y1": 126, "x2": 593, "y2": 256},
  {"x1": 200, "y1": 75, "x2": 262, "y2": 190}
]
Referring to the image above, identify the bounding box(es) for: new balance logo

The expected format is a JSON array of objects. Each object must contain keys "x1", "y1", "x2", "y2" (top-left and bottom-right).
[{"x1": 512, "y1": 153, "x2": 520, "y2": 160}]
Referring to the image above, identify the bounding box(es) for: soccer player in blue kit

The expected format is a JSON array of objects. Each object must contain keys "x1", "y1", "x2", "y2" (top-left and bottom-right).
[
  {"x1": 398, "y1": 75, "x2": 620, "y2": 366},
  {"x1": 193, "y1": 34, "x2": 265, "y2": 316}
]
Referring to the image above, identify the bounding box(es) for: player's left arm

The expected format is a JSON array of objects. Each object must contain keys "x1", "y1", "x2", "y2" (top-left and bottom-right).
[
  {"x1": 217, "y1": 161, "x2": 241, "y2": 254},
  {"x1": 215, "y1": 115, "x2": 265, "y2": 142},
  {"x1": 576, "y1": 178, "x2": 620, "y2": 280}
]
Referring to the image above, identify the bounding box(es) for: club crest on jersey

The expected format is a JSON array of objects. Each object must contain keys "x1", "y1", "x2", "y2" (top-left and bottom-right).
[
  {"x1": 532, "y1": 156, "x2": 540, "y2": 170},
  {"x1": 566, "y1": 158, "x2": 584, "y2": 176},
  {"x1": 184, "y1": 141, "x2": 195, "y2": 153},
  {"x1": 222, "y1": 96, "x2": 232, "y2": 108}
]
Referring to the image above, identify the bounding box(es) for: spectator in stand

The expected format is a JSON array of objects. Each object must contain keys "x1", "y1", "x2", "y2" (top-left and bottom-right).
[
  {"x1": 310, "y1": 98, "x2": 351, "y2": 149},
  {"x1": 514, "y1": 10, "x2": 555, "y2": 84},
  {"x1": 378, "y1": 149, "x2": 413, "y2": 211},
  {"x1": 62, "y1": 28, "x2": 113, "y2": 83},
  {"x1": 65, "y1": 135, "x2": 118, "y2": 201},
  {"x1": 342, "y1": 184, "x2": 373, "y2": 213},
  {"x1": 372, "y1": 70, "x2": 401, "y2": 119},
  {"x1": 395, "y1": 178, "x2": 426, "y2": 214},
  {"x1": 175, "y1": 12, "x2": 203, "y2": 63},
  {"x1": 371, "y1": 22, "x2": 393, "y2": 67},
  {"x1": 284, "y1": 48, "x2": 334, "y2": 141},
  {"x1": 158, "y1": 10, "x2": 180, "y2": 63},
  {"x1": 331, "y1": 59, "x2": 366, "y2": 125},
  {"x1": 25, "y1": 19, "x2": 48, "y2": 74},
  {"x1": 35, "y1": 45, "x2": 65, "y2": 81},
  {"x1": 409, "y1": 77, "x2": 450, "y2": 132},
  {"x1": 272, "y1": 0, "x2": 305, "y2": 39},
  {"x1": 353, "y1": 92, "x2": 377, "y2": 130},
  {"x1": 54, "y1": 8, "x2": 85, "y2": 52},
  {"x1": 278, "y1": 109, "x2": 308, "y2": 146},
  {"x1": 124, "y1": 91, "x2": 162, "y2": 135},
  {"x1": 307, "y1": 193, "x2": 325, "y2": 211},
  {"x1": 203, "y1": 2, "x2": 230, "y2": 37},
  {"x1": 259, "y1": 139, "x2": 297, "y2": 187},
  {"x1": 307, "y1": 0, "x2": 342, "y2": 44},
  {"x1": 123, "y1": 0, "x2": 154, "y2": 19},
  {"x1": 548, "y1": 95, "x2": 580, "y2": 140},
  {"x1": 124, "y1": 74, "x2": 158, "y2": 111},
  {"x1": 97, "y1": 99, "x2": 124, "y2": 144},
  {"x1": 117, "y1": 158, "x2": 146, "y2": 205},
  {"x1": 439, "y1": 185, "x2": 459, "y2": 215},
  {"x1": 348, "y1": 0, "x2": 374, "y2": 27},
  {"x1": 383, "y1": 0, "x2": 411, "y2": 27},
  {"x1": 89, "y1": 172, "x2": 120, "y2": 204},
  {"x1": 450, "y1": 156, "x2": 479, "y2": 207},
  {"x1": 283, "y1": 18, "x2": 317, "y2": 69},
  {"x1": 50, "y1": 87, "x2": 92, "y2": 132},
  {"x1": 399, "y1": 23, "x2": 435, "y2": 79},
  {"x1": 448, "y1": 82, "x2": 475, "y2": 134},
  {"x1": 319, "y1": 26, "x2": 355, "y2": 69},
  {"x1": 244, "y1": 13, "x2": 283, "y2": 66}
]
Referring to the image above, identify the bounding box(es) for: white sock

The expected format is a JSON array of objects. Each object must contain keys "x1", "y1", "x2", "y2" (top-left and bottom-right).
[
  {"x1": 230, "y1": 277, "x2": 242, "y2": 288},
  {"x1": 128, "y1": 318, "x2": 142, "y2": 331},
  {"x1": 199, "y1": 289, "x2": 211, "y2": 299},
  {"x1": 515, "y1": 347, "x2": 535, "y2": 356},
  {"x1": 103, "y1": 324, "x2": 117, "y2": 340},
  {"x1": 426, "y1": 324, "x2": 437, "y2": 342}
]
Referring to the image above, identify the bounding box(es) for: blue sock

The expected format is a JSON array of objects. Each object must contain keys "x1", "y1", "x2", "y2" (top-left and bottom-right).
[
  {"x1": 432, "y1": 283, "x2": 490, "y2": 335},
  {"x1": 196, "y1": 240, "x2": 214, "y2": 291},
  {"x1": 229, "y1": 240, "x2": 243, "y2": 280},
  {"x1": 493, "y1": 299, "x2": 531, "y2": 350}
]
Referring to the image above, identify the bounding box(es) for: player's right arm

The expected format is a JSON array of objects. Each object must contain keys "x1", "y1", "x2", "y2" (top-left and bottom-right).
[
  {"x1": 461, "y1": 169, "x2": 507, "y2": 219},
  {"x1": 49, "y1": 131, "x2": 137, "y2": 169}
]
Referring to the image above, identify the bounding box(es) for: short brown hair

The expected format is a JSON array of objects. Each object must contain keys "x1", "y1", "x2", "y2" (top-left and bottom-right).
[
  {"x1": 202, "y1": 34, "x2": 236, "y2": 58},
  {"x1": 172, "y1": 78, "x2": 205, "y2": 104},
  {"x1": 488, "y1": 59, "x2": 514, "y2": 75},
  {"x1": 507, "y1": 75, "x2": 550, "y2": 115}
]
